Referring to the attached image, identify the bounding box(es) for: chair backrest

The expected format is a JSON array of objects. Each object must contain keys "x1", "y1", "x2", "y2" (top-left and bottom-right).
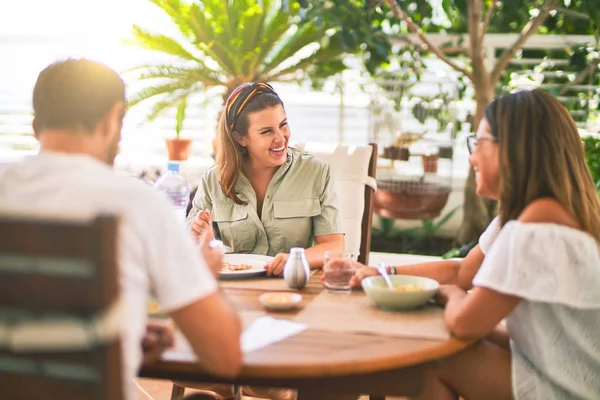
[
  {"x1": 0, "y1": 213, "x2": 123, "y2": 400},
  {"x1": 301, "y1": 143, "x2": 378, "y2": 265}
]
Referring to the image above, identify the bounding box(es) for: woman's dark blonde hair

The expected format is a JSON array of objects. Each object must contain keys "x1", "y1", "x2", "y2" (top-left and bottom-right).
[
  {"x1": 486, "y1": 89, "x2": 600, "y2": 241},
  {"x1": 215, "y1": 82, "x2": 284, "y2": 204}
]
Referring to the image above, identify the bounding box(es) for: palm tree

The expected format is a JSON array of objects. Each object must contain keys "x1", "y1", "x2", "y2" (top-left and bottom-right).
[{"x1": 127, "y1": 0, "x2": 349, "y2": 120}]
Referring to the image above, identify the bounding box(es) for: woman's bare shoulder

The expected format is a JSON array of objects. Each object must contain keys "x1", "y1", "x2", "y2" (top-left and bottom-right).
[{"x1": 518, "y1": 198, "x2": 581, "y2": 229}]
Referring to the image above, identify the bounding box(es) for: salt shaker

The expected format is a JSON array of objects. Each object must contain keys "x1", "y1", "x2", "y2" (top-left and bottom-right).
[{"x1": 284, "y1": 248, "x2": 310, "y2": 289}]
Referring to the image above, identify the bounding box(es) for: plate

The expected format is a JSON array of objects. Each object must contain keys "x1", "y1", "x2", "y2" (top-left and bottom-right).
[
  {"x1": 219, "y1": 254, "x2": 273, "y2": 279},
  {"x1": 259, "y1": 292, "x2": 303, "y2": 311}
]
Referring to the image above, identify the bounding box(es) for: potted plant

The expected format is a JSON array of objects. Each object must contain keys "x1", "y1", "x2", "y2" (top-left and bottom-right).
[
  {"x1": 165, "y1": 97, "x2": 193, "y2": 161},
  {"x1": 421, "y1": 153, "x2": 439, "y2": 174}
]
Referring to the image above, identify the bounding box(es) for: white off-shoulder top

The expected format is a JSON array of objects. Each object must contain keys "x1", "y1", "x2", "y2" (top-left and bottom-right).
[{"x1": 475, "y1": 219, "x2": 600, "y2": 399}]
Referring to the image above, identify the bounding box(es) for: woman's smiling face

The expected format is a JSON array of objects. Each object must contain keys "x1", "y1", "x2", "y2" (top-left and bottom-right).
[
  {"x1": 469, "y1": 118, "x2": 501, "y2": 200},
  {"x1": 238, "y1": 104, "x2": 290, "y2": 170}
]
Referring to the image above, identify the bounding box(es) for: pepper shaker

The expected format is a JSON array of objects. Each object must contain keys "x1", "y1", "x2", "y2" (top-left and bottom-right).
[{"x1": 283, "y1": 248, "x2": 310, "y2": 289}]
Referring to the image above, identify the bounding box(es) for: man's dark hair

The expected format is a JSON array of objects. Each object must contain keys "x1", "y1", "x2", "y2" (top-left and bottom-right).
[{"x1": 32, "y1": 59, "x2": 126, "y2": 132}]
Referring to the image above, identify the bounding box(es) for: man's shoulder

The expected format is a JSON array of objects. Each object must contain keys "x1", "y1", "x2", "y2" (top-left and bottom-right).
[{"x1": 109, "y1": 173, "x2": 171, "y2": 208}]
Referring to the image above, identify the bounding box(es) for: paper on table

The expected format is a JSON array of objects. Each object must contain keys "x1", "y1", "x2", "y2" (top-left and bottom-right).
[
  {"x1": 162, "y1": 315, "x2": 307, "y2": 362},
  {"x1": 242, "y1": 316, "x2": 307, "y2": 353}
]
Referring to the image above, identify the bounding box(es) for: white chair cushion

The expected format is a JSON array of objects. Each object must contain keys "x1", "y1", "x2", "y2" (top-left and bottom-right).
[{"x1": 300, "y1": 143, "x2": 375, "y2": 258}]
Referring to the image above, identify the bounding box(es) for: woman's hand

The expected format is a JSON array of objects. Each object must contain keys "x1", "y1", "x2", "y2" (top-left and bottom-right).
[
  {"x1": 434, "y1": 284, "x2": 467, "y2": 307},
  {"x1": 265, "y1": 253, "x2": 290, "y2": 276},
  {"x1": 191, "y1": 210, "x2": 214, "y2": 240},
  {"x1": 348, "y1": 264, "x2": 380, "y2": 287}
]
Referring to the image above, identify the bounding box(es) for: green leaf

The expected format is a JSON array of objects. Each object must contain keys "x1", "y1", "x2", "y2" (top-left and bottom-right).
[
  {"x1": 175, "y1": 96, "x2": 187, "y2": 137},
  {"x1": 129, "y1": 26, "x2": 202, "y2": 63},
  {"x1": 433, "y1": 205, "x2": 461, "y2": 232}
]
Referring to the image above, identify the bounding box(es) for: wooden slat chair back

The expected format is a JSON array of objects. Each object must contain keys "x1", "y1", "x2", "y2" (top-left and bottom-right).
[
  {"x1": 301, "y1": 143, "x2": 378, "y2": 266},
  {"x1": 0, "y1": 213, "x2": 123, "y2": 400},
  {"x1": 360, "y1": 143, "x2": 377, "y2": 266}
]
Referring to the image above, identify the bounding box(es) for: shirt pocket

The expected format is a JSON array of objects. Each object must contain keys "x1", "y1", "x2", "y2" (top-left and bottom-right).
[
  {"x1": 273, "y1": 199, "x2": 321, "y2": 247},
  {"x1": 213, "y1": 204, "x2": 256, "y2": 253}
]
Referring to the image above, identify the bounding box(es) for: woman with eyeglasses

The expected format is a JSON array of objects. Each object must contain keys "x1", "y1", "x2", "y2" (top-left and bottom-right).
[{"x1": 352, "y1": 89, "x2": 600, "y2": 399}]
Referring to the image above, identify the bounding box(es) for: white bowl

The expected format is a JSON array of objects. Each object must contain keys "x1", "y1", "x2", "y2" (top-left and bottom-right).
[
  {"x1": 259, "y1": 292, "x2": 303, "y2": 311},
  {"x1": 362, "y1": 275, "x2": 439, "y2": 310}
]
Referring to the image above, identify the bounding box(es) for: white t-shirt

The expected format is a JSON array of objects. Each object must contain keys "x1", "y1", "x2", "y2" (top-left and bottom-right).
[
  {"x1": 0, "y1": 152, "x2": 218, "y2": 399},
  {"x1": 474, "y1": 220, "x2": 600, "y2": 399}
]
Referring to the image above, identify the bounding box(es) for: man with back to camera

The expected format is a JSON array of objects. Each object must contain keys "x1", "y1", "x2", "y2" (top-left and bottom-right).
[{"x1": 0, "y1": 58, "x2": 242, "y2": 399}]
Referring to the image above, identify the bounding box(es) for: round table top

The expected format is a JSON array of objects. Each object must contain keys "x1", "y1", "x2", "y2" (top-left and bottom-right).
[{"x1": 149, "y1": 271, "x2": 473, "y2": 379}]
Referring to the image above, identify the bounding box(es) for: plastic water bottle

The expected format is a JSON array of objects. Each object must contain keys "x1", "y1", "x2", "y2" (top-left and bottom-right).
[{"x1": 154, "y1": 162, "x2": 190, "y2": 225}]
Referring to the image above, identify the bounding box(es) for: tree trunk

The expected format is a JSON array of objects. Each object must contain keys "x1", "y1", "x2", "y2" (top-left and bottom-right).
[{"x1": 456, "y1": 78, "x2": 498, "y2": 243}]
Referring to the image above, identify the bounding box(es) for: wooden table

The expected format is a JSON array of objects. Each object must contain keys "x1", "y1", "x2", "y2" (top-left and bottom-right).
[{"x1": 140, "y1": 272, "x2": 473, "y2": 400}]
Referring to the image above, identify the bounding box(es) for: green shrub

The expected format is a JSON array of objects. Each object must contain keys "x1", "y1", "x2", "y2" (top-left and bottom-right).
[{"x1": 582, "y1": 136, "x2": 600, "y2": 189}]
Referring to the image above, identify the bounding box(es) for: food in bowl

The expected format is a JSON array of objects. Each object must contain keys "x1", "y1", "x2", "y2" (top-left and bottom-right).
[
  {"x1": 259, "y1": 292, "x2": 303, "y2": 311},
  {"x1": 362, "y1": 275, "x2": 439, "y2": 310},
  {"x1": 394, "y1": 284, "x2": 425, "y2": 292}
]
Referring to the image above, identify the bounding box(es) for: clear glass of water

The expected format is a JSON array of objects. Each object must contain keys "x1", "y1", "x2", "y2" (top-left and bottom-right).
[{"x1": 323, "y1": 251, "x2": 357, "y2": 294}]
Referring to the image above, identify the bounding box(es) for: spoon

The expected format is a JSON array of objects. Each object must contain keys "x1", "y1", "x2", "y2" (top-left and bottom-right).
[{"x1": 377, "y1": 262, "x2": 395, "y2": 290}]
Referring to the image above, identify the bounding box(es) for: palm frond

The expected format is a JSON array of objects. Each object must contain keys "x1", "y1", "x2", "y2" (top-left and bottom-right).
[
  {"x1": 131, "y1": 65, "x2": 224, "y2": 87},
  {"x1": 130, "y1": 26, "x2": 202, "y2": 63},
  {"x1": 250, "y1": 4, "x2": 294, "y2": 77},
  {"x1": 146, "y1": 90, "x2": 194, "y2": 123},
  {"x1": 187, "y1": 3, "x2": 241, "y2": 76},
  {"x1": 265, "y1": 44, "x2": 345, "y2": 81},
  {"x1": 128, "y1": 80, "x2": 198, "y2": 109},
  {"x1": 236, "y1": 4, "x2": 268, "y2": 77},
  {"x1": 260, "y1": 22, "x2": 320, "y2": 75},
  {"x1": 146, "y1": 0, "x2": 194, "y2": 38}
]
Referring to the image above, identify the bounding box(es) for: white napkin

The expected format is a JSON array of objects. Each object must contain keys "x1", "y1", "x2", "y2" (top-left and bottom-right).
[
  {"x1": 162, "y1": 316, "x2": 307, "y2": 362},
  {"x1": 241, "y1": 316, "x2": 307, "y2": 353}
]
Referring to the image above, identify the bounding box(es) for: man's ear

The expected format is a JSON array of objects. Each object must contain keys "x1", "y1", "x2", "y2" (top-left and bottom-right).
[
  {"x1": 32, "y1": 118, "x2": 40, "y2": 140},
  {"x1": 99, "y1": 101, "x2": 126, "y2": 139}
]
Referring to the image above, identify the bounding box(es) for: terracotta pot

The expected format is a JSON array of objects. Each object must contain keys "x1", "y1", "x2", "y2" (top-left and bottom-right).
[
  {"x1": 165, "y1": 138, "x2": 193, "y2": 161},
  {"x1": 374, "y1": 179, "x2": 451, "y2": 220},
  {"x1": 421, "y1": 154, "x2": 439, "y2": 174},
  {"x1": 382, "y1": 145, "x2": 410, "y2": 161}
]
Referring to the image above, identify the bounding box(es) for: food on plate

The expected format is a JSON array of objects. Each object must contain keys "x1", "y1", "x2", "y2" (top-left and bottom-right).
[
  {"x1": 221, "y1": 262, "x2": 253, "y2": 272},
  {"x1": 394, "y1": 284, "x2": 425, "y2": 292},
  {"x1": 261, "y1": 293, "x2": 295, "y2": 304},
  {"x1": 259, "y1": 292, "x2": 303, "y2": 310}
]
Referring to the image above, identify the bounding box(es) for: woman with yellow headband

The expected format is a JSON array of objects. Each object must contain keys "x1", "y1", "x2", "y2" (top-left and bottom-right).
[{"x1": 187, "y1": 82, "x2": 344, "y2": 276}]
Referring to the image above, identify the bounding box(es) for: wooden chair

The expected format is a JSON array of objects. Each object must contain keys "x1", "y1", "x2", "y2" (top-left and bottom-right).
[
  {"x1": 302, "y1": 142, "x2": 378, "y2": 266},
  {"x1": 0, "y1": 213, "x2": 123, "y2": 400},
  {"x1": 171, "y1": 144, "x2": 378, "y2": 400}
]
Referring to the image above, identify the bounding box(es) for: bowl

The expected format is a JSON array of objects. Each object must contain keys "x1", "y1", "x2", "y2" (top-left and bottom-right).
[
  {"x1": 259, "y1": 292, "x2": 303, "y2": 311},
  {"x1": 361, "y1": 275, "x2": 439, "y2": 310}
]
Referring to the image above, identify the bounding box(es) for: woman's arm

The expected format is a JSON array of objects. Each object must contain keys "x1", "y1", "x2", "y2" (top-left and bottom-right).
[
  {"x1": 351, "y1": 244, "x2": 485, "y2": 290},
  {"x1": 305, "y1": 233, "x2": 344, "y2": 268},
  {"x1": 486, "y1": 323, "x2": 510, "y2": 350},
  {"x1": 265, "y1": 233, "x2": 344, "y2": 276},
  {"x1": 438, "y1": 285, "x2": 521, "y2": 340},
  {"x1": 398, "y1": 245, "x2": 485, "y2": 289}
]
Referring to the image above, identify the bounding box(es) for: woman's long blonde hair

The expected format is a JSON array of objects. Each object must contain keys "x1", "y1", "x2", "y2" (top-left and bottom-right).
[
  {"x1": 215, "y1": 82, "x2": 283, "y2": 204},
  {"x1": 486, "y1": 89, "x2": 600, "y2": 241}
]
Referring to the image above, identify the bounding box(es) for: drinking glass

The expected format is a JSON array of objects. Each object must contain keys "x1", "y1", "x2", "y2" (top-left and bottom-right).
[{"x1": 323, "y1": 251, "x2": 357, "y2": 294}]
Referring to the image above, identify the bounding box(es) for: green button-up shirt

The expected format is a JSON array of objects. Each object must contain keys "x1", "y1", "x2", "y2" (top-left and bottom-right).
[{"x1": 187, "y1": 148, "x2": 341, "y2": 256}]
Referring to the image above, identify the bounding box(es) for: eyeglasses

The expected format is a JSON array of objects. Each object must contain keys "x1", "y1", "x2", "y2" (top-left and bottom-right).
[{"x1": 466, "y1": 134, "x2": 497, "y2": 154}]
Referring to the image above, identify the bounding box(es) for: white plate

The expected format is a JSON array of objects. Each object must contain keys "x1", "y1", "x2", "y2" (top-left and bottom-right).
[
  {"x1": 219, "y1": 254, "x2": 273, "y2": 279},
  {"x1": 259, "y1": 292, "x2": 303, "y2": 311}
]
